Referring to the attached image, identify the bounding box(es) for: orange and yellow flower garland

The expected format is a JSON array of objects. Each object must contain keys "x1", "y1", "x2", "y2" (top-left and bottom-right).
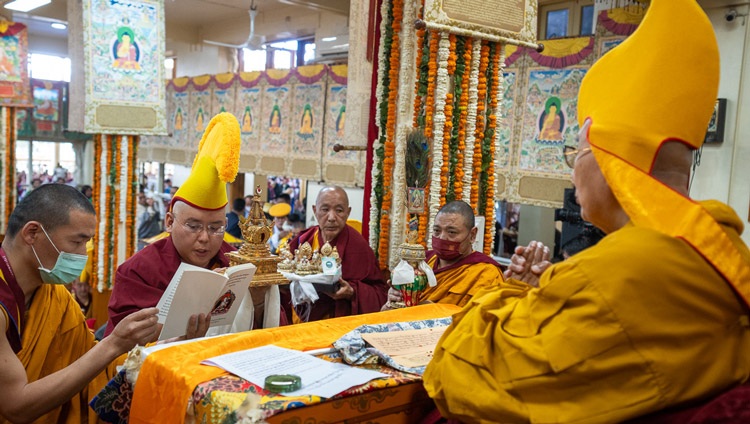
[
  {"x1": 2, "y1": 108, "x2": 16, "y2": 225},
  {"x1": 113, "y1": 136, "x2": 123, "y2": 277},
  {"x1": 125, "y1": 136, "x2": 138, "y2": 258},
  {"x1": 454, "y1": 37, "x2": 472, "y2": 201},
  {"x1": 377, "y1": 0, "x2": 403, "y2": 269},
  {"x1": 439, "y1": 34, "x2": 457, "y2": 205},
  {"x1": 470, "y1": 41, "x2": 490, "y2": 212},
  {"x1": 413, "y1": 26, "x2": 426, "y2": 128},
  {"x1": 424, "y1": 31, "x2": 439, "y2": 139},
  {"x1": 92, "y1": 135, "x2": 101, "y2": 289},
  {"x1": 483, "y1": 43, "x2": 502, "y2": 254}
]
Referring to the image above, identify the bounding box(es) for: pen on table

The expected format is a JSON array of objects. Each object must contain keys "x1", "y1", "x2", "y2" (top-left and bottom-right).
[{"x1": 304, "y1": 347, "x2": 337, "y2": 356}]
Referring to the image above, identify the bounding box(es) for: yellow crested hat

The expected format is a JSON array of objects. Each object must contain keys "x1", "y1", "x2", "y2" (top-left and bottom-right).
[
  {"x1": 578, "y1": 0, "x2": 750, "y2": 302},
  {"x1": 171, "y1": 112, "x2": 240, "y2": 211}
]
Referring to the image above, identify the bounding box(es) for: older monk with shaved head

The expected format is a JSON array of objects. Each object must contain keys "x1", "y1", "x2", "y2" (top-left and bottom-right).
[{"x1": 288, "y1": 186, "x2": 387, "y2": 322}]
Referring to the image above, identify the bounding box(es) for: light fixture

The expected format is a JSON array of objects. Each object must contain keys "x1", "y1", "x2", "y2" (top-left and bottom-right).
[
  {"x1": 321, "y1": 36, "x2": 337, "y2": 42},
  {"x1": 50, "y1": 22, "x2": 66, "y2": 30},
  {"x1": 4, "y1": 0, "x2": 52, "y2": 13}
]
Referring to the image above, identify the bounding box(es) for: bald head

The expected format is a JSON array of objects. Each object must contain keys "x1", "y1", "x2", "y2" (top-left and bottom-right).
[
  {"x1": 316, "y1": 186, "x2": 349, "y2": 208},
  {"x1": 314, "y1": 186, "x2": 351, "y2": 242},
  {"x1": 437, "y1": 201, "x2": 475, "y2": 230}
]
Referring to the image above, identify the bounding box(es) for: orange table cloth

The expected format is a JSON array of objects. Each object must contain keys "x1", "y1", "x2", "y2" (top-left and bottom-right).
[{"x1": 129, "y1": 303, "x2": 461, "y2": 424}]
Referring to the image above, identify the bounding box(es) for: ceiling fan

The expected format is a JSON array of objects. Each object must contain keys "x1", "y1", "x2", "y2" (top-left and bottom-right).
[{"x1": 203, "y1": 0, "x2": 266, "y2": 50}]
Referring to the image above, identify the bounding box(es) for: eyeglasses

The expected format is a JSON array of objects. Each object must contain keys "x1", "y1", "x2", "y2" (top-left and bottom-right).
[
  {"x1": 563, "y1": 146, "x2": 592, "y2": 169},
  {"x1": 173, "y1": 216, "x2": 225, "y2": 237}
]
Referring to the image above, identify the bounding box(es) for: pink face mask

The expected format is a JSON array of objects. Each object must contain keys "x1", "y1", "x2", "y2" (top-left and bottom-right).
[{"x1": 432, "y1": 235, "x2": 467, "y2": 260}]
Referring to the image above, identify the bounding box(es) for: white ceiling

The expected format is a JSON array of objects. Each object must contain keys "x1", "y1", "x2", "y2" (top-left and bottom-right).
[{"x1": 2, "y1": 0, "x2": 349, "y2": 43}]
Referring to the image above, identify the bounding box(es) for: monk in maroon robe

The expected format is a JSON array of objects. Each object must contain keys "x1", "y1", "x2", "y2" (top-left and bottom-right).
[
  {"x1": 288, "y1": 186, "x2": 387, "y2": 322},
  {"x1": 105, "y1": 235, "x2": 235, "y2": 337}
]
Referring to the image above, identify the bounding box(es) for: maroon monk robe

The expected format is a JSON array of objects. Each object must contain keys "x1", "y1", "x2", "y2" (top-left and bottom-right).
[
  {"x1": 289, "y1": 225, "x2": 387, "y2": 321},
  {"x1": 425, "y1": 250, "x2": 503, "y2": 273},
  {"x1": 104, "y1": 236, "x2": 235, "y2": 337},
  {"x1": 0, "y1": 248, "x2": 26, "y2": 353}
]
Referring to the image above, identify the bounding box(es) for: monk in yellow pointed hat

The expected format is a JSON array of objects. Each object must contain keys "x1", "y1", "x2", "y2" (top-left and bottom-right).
[
  {"x1": 425, "y1": 1, "x2": 750, "y2": 423},
  {"x1": 106, "y1": 113, "x2": 287, "y2": 341}
]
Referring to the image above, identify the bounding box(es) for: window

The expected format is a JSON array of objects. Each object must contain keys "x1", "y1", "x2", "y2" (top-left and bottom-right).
[
  {"x1": 28, "y1": 53, "x2": 71, "y2": 82},
  {"x1": 580, "y1": 5, "x2": 595, "y2": 35},
  {"x1": 546, "y1": 9, "x2": 569, "y2": 39},
  {"x1": 538, "y1": 0, "x2": 595, "y2": 40},
  {"x1": 243, "y1": 48, "x2": 267, "y2": 72},
  {"x1": 269, "y1": 39, "x2": 298, "y2": 69}
]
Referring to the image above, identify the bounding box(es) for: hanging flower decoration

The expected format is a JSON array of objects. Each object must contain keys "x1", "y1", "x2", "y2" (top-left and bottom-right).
[
  {"x1": 92, "y1": 135, "x2": 101, "y2": 290},
  {"x1": 424, "y1": 31, "x2": 439, "y2": 139},
  {"x1": 447, "y1": 35, "x2": 467, "y2": 202},
  {"x1": 412, "y1": 26, "x2": 427, "y2": 128},
  {"x1": 453, "y1": 36, "x2": 472, "y2": 201},
  {"x1": 462, "y1": 39, "x2": 482, "y2": 204},
  {"x1": 470, "y1": 41, "x2": 490, "y2": 212},
  {"x1": 377, "y1": 0, "x2": 403, "y2": 269},
  {"x1": 481, "y1": 43, "x2": 502, "y2": 254},
  {"x1": 426, "y1": 31, "x2": 451, "y2": 248},
  {"x1": 369, "y1": 0, "x2": 395, "y2": 251},
  {"x1": 439, "y1": 34, "x2": 457, "y2": 205}
]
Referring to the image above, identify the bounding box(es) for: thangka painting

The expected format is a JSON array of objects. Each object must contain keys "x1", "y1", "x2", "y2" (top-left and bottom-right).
[
  {"x1": 170, "y1": 79, "x2": 190, "y2": 149},
  {"x1": 189, "y1": 79, "x2": 211, "y2": 148},
  {"x1": 211, "y1": 74, "x2": 236, "y2": 117},
  {"x1": 518, "y1": 67, "x2": 587, "y2": 175},
  {"x1": 324, "y1": 84, "x2": 349, "y2": 160},
  {"x1": 596, "y1": 36, "x2": 625, "y2": 59},
  {"x1": 77, "y1": 0, "x2": 166, "y2": 134},
  {"x1": 496, "y1": 71, "x2": 518, "y2": 172},
  {"x1": 32, "y1": 82, "x2": 61, "y2": 133},
  {"x1": 290, "y1": 83, "x2": 324, "y2": 157},
  {"x1": 261, "y1": 86, "x2": 291, "y2": 155},
  {"x1": 0, "y1": 22, "x2": 31, "y2": 107},
  {"x1": 235, "y1": 73, "x2": 262, "y2": 154}
]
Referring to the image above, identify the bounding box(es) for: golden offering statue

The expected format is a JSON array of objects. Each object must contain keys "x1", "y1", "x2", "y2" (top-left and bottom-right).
[{"x1": 226, "y1": 186, "x2": 288, "y2": 286}]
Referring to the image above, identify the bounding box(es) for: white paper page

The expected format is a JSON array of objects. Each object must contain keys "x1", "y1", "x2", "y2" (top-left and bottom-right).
[
  {"x1": 209, "y1": 263, "x2": 257, "y2": 327},
  {"x1": 158, "y1": 267, "x2": 227, "y2": 340},
  {"x1": 202, "y1": 345, "x2": 387, "y2": 398},
  {"x1": 155, "y1": 262, "x2": 194, "y2": 324}
]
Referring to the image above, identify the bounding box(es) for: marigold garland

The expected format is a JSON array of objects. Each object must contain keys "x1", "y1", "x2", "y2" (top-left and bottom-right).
[
  {"x1": 482, "y1": 43, "x2": 501, "y2": 254},
  {"x1": 454, "y1": 37, "x2": 472, "y2": 201},
  {"x1": 92, "y1": 135, "x2": 101, "y2": 290},
  {"x1": 439, "y1": 34, "x2": 457, "y2": 205},
  {"x1": 2, "y1": 108, "x2": 16, "y2": 227},
  {"x1": 424, "y1": 31, "x2": 439, "y2": 139},
  {"x1": 377, "y1": 0, "x2": 403, "y2": 269},
  {"x1": 113, "y1": 136, "x2": 122, "y2": 280},
  {"x1": 126, "y1": 136, "x2": 138, "y2": 258},
  {"x1": 447, "y1": 35, "x2": 467, "y2": 202},
  {"x1": 470, "y1": 41, "x2": 490, "y2": 212},
  {"x1": 370, "y1": 0, "x2": 394, "y2": 251},
  {"x1": 412, "y1": 27, "x2": 427, "y2": 128}
]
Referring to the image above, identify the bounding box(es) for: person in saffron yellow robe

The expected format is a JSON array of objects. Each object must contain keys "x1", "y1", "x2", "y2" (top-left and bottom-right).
[
  {"x1": 424, "y1": 1, "x2": 750, "y2": 422},
  {"x1": 382, "y1": 201, "x2": 503, "y2": 309},
  {"x1": 0, "y1": 184, "x2": 159, "y2": 424}
]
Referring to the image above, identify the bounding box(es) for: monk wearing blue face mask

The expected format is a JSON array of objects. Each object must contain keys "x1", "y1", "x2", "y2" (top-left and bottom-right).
[
  {"x1": 0, "y1": 184, "x2": 159, "y2": 424},
  {"x1": 383, "y1": 200, "x2": 504, "y2": 310}
]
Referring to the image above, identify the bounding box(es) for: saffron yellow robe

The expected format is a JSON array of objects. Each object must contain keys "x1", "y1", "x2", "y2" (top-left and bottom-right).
[
  {"x1": 424, "y1": 202, "x2": 750, "y2": 423},
  {"x1": 421, "y1": 251, "x2": 503, "y2": 307},
  {"x1": 1, "y1": 284, "x2": 116, "y2": 424}
]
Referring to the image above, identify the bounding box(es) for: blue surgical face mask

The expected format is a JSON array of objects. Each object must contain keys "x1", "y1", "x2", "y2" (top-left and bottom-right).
[{"x1": 31, "y1": 225, "x2": 89, "y2": 285}]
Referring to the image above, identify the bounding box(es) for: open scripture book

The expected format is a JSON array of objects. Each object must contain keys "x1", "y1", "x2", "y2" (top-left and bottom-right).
[{"x1": 155, "y1": 262, "x2": 257, "y2": 340}]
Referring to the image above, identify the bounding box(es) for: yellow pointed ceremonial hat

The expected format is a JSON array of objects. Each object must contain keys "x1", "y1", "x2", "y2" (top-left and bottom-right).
[
  {"x1": 172, "y1": 112, "x2": 240, "y2": 211},
  {"x1": 577, "y1": 0, "x2": 750, "y2": 304},
  {"x1": 578, "y1": 0, "x2": 718, "y2": 171}
]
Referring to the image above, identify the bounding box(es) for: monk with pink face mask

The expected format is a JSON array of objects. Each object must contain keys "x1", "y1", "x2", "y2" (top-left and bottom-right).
[{"x1": 382, "y1": 200, "x2": 503, "y2": 310}]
